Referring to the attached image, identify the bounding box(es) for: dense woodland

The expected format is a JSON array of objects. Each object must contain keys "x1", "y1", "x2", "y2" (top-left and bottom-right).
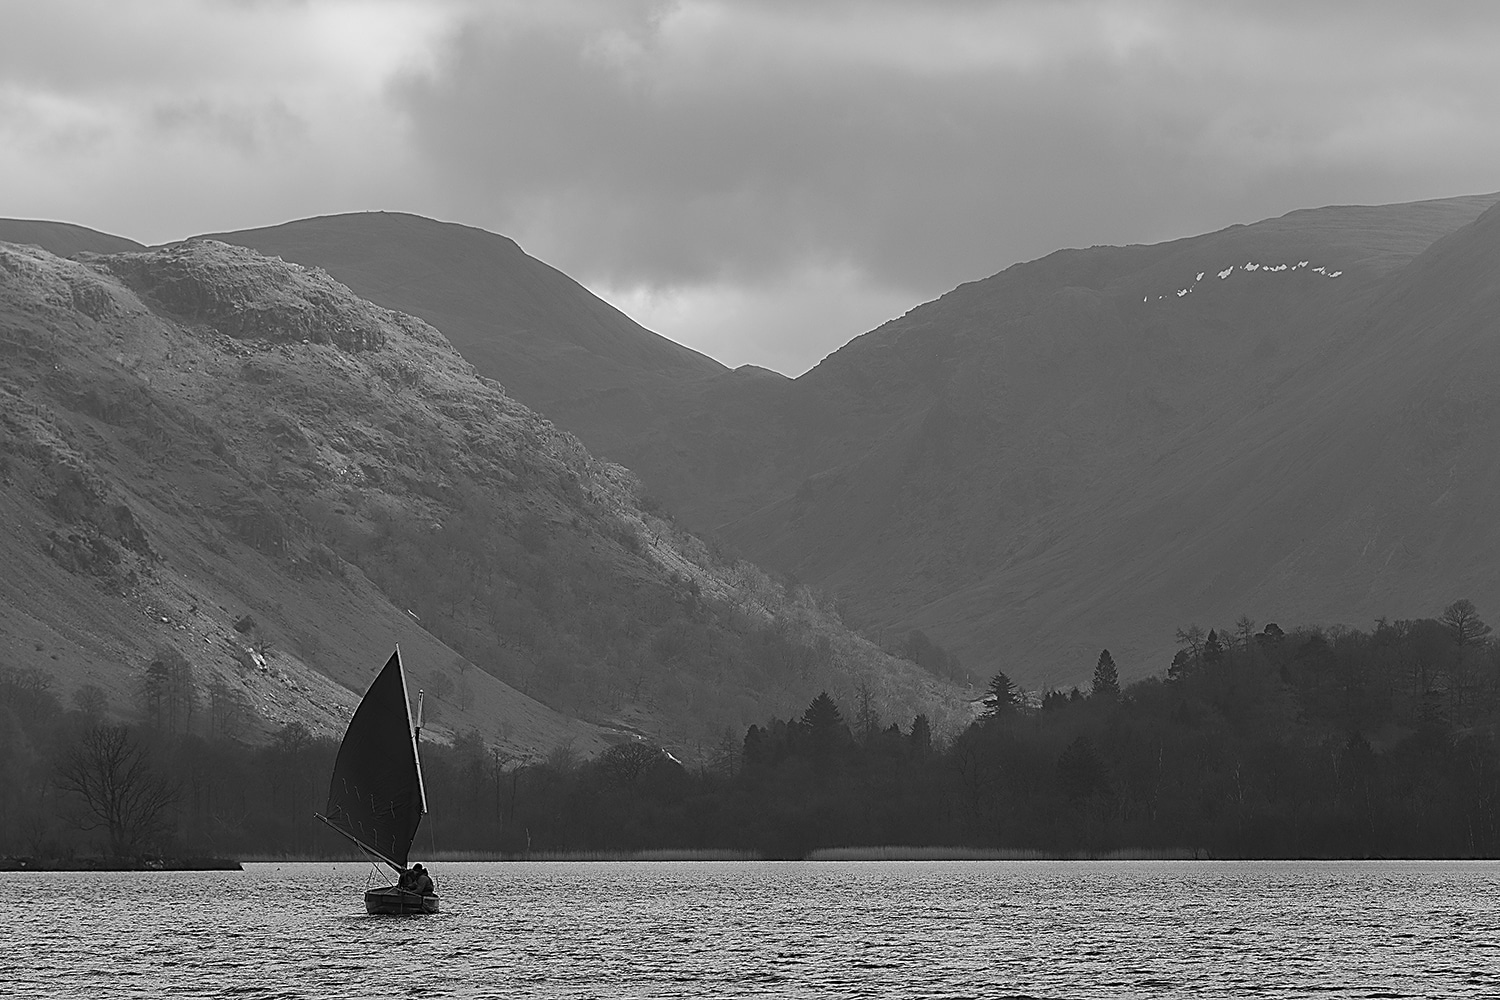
[{"x1": 3, "y1": 601, "x2": 1499, "y2": 862}]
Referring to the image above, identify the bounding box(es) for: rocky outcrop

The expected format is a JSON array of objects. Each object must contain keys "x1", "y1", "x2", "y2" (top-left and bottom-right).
[
  {"x1": 98, "y1": 240, "x2": 389, "y2": 352},
  {"x1": 43, "y1": 529, "x2": 135, "y2": 589}
]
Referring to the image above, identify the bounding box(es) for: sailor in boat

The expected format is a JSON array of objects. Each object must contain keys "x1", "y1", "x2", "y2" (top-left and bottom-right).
[{"x1": 397, "y1": 863, "x2": 434, "y2": 894}]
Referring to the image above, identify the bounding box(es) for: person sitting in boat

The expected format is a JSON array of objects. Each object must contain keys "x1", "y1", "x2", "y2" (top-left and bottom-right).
[
  {"x1": 409, "y1": 863, "x2": 434, "y2": 896},
  {"x1": 397, "y1": 867, "x2": 418, "y2": 892}
]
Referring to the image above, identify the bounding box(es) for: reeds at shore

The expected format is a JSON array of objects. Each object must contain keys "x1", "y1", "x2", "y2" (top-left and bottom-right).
[
  {"x1": 237, "y1": 846, "x2": 1209, "y2": 863},
  {"x1": 804, "y1": 846, "x2": 1209, "y2": 861}
]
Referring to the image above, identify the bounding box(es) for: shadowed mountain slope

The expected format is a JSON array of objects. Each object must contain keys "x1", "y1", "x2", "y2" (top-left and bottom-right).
[
  {"x1": 0, "y1": 238, "x2": 967, "y2": 759},
  {"x1": 720, "y1": 193, "x2": 1500, "y2": 687}
]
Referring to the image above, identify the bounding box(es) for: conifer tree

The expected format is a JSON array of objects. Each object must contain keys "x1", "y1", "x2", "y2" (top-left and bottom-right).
[
  {"x1": 800, "y1": 691, "x2": 850, "y2": 764},
  {"x1": 908, "y1": 714, "x2": 933, "y2": 756},
  {"x1": 1203, "y1": 629, "x2": 1224, "y2": 666},
  {"x1": 801, "y1": 691, "x2": 845, "y2": 733},
  {"x1": 1234, "y1": 615, "x2": 1257, "y2": 650},
  {"x1": 981, "y1": 672, "x2": 1019, "y2": 720},
  {"x1": 1091, "y1": 649, "x2": 1120, "y2": 702}
]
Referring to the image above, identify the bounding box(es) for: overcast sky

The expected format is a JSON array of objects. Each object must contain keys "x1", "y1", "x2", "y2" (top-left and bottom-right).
[{"x1": 3, "y1": 1, "x2": 1499, "y2": 375}]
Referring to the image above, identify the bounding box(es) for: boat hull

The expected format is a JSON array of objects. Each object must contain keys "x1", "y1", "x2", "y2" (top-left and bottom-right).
[{"x1": 364, "y1": 886, "x2": 440, "y2": 915}]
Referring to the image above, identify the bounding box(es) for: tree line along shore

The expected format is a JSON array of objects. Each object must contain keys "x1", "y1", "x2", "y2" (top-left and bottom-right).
[{"x1": 2, "y1": 602, "x2": 1497, "y2": 862}]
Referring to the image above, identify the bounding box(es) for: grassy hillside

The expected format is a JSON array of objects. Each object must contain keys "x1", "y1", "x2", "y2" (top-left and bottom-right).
[{"x1": 0, "y1": 218, "x2": 143, "y2": 257}]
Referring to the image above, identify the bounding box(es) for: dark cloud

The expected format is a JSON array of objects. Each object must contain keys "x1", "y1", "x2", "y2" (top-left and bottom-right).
[
  {"x1": 394, "y1": 1, "x2": 1500, "y2": 305},
  {"x1": 3, "y1": 1, "x2": 1499, "y2": 373}
]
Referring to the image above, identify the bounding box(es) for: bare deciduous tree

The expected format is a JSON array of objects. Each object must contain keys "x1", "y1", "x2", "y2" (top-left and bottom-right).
[
  {"x1": 1440, "y1": 599, "x2": 1492, "y2": 649},
  {"x1": 56, "y1": 724, "x2": 179, "y2": 857},
  {"x1": 207, "y1": 678, "x2": 250, "y2": 740},
  {"x1": 1175, "y1": 624, "x2": 1206, "y2": 657},
  {"x1": 598, "y1": 741, "x2": 665, "y2": 787},
  {"x1": 71, "y1": 683, "x2": 109, "y2": 720}
]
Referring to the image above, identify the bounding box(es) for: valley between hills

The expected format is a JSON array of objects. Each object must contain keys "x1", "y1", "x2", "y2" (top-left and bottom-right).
[
  {"x1": 2, "y1": 190, "x2": 1499, "y2": 759},
  {"x1": 204, "y1": 192, "x2": 1500, "y2": 691}
]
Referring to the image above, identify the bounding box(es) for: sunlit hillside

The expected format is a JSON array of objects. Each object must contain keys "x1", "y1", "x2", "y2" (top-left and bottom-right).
[{"x1": 0, "y1": 237, "x2": 969, "y2": 757}]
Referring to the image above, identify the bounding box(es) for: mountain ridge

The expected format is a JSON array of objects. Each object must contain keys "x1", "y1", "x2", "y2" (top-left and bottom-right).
[
  {"x1": 883, "y1": 194, "x2": 1500, "y2": 684},
  {"x1": 189, "y1": 193, "x2": 1500, "y2": 689},
  {"x1": 10, "y1": 190, "x2": 1498, "y2": 699}
]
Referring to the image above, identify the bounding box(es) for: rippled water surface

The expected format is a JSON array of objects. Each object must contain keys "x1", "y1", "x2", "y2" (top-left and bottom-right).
[{"x1": 5, "y1": 860, "x2": 1499, "y2": 998}]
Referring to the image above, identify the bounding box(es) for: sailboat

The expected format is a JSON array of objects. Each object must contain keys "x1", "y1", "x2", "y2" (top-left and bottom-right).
[{"x1": 315, "y1": 647, "x2": 440, "y2": 914}]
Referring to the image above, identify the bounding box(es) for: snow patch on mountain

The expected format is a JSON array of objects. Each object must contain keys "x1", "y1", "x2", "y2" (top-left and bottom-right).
[{"x1": 1144, "y1": 259, "x2": 1343, "y2": 303}]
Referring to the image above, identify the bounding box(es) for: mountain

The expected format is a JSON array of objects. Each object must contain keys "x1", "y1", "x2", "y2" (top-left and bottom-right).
[
  {"x1": 207, "y1": 193, "x2": 1500, "y2": 692},
  {"x1": 204, "y1": 211, "x2": 726, "y2": 401},
  {"x1": 0, "y1": 237, "x2": 600, "y2": 756},
  {"x1": 203, "y1": 213, "x2": 792, "y2": 519},
  {"x1": 0, "y1": 237, "x2": 965, "y2": 756},
  {"x1": 710, "y1": 193, "x2": 1500, "y2": 687}
]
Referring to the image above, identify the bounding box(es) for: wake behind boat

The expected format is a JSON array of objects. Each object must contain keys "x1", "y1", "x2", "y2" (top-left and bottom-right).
[{"x1": 315, "y1": 647, "x2": 440, "y2": 915}]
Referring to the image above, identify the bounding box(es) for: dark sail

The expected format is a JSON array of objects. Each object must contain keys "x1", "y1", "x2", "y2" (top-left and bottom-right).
[{"x1": 322, "y1": 649, "x2": 426, "y2": 869}]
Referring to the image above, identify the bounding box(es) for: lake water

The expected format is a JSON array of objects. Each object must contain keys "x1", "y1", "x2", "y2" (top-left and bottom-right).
[{"x1": 4, "y1": 860, "x2": 1498, "y2": 998}]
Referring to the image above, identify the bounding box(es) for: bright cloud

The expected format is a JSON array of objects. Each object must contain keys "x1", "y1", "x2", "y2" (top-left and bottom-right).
[
  {"x1": 0, "y1": 0, "x2": 456, "y2": 240},
  {"x1": 593, "y1": 262, "x2": 915, "y2": 375}
]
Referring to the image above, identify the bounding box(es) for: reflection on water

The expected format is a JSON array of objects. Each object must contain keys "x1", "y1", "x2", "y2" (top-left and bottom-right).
[{"x1": 4, "y1": 860, "x2": 1498, "y2": 998}]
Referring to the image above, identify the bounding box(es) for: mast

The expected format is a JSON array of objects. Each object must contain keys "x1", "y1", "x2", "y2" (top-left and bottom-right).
[{"x1": 397, "y1": 646, "x2": 429, "y2": 815}]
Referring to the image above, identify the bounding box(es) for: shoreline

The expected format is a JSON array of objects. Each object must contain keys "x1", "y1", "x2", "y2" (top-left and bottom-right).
[
  {"x1": 11, "y1": 848, "x2": 1454, "y2": 869},
  {"x1": 238, "y1": 846, "x2": 1240, "y2": 863},
  {"x1": 2, "y1": 856, "x2": 243, "y2": 872}
]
